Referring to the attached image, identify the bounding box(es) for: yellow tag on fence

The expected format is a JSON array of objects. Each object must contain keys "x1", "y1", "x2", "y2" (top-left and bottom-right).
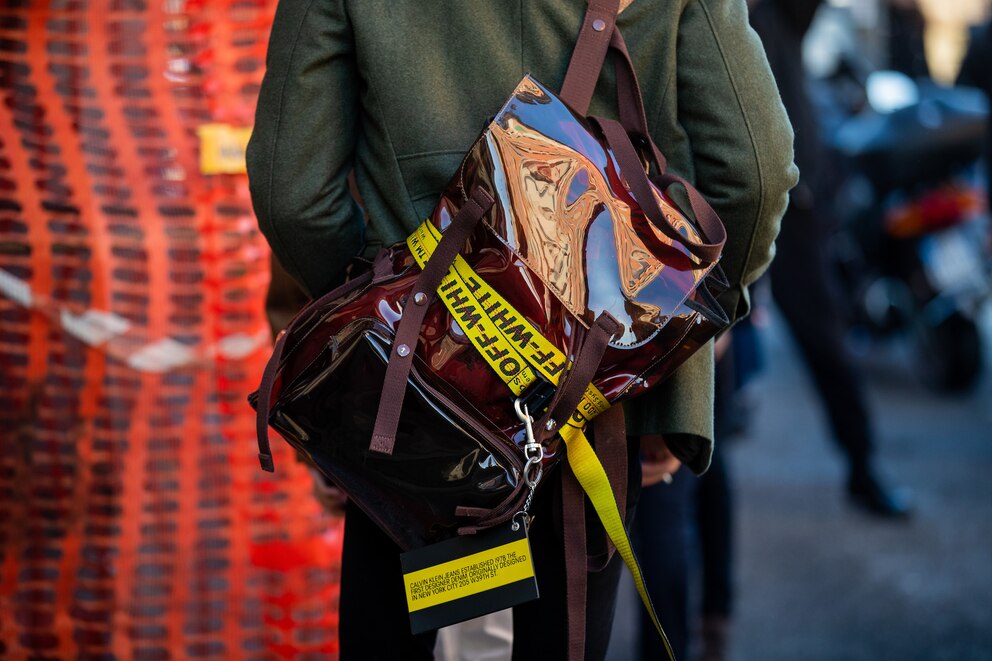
[{"x1": 197, "y1": 123, "x2": 252, "y2": 175}]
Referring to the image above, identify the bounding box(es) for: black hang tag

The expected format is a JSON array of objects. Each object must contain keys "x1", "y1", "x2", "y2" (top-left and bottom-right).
[{"x1": 400, "y1": 523, "x2": 539, "y2": 635}]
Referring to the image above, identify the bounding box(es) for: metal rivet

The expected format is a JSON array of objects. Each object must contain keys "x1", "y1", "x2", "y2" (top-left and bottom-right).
[
  {"x1": 396, "y1": 344, "x2": 410, "y2": 357},
  {"x1": 545, "y1": 419, "x2": 556, "y2": 432},
  {"x1": 413, "y1": 292, "x2": 428, "y2": 305},
  {"x1": 592, "y1": 18, "x2": 606, "y2": 31}
]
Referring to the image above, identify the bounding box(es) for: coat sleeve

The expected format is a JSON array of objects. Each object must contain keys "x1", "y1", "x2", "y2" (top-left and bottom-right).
[
  {"x1": 246, "y1": 0, "x2": 365, "y2": 297},
  {"x1": 625, "y1": 0, "x2": 797, "y2": 469},
  {"x1": 675, "y1": 0, "x2": 798, "y2": 323}
]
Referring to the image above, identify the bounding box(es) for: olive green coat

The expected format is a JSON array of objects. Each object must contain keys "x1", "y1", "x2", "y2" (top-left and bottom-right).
[{"x1": 247, "y1": 0, "x2": 798, "y2": 472}]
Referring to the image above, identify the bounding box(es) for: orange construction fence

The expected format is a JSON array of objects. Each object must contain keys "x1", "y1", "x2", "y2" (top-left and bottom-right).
[{"x1": 0, "y1": 1, "x2": 343, "y2": 658}]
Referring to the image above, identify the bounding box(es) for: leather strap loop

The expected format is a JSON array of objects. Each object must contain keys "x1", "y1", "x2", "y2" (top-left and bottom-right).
[
  {"x1": 609, "y1": 29, "x2": 669, "y2": 173},
  {"x1": 536, "y1": 311, "x2": 620, "y2": 443},
  {"x1": 594, "y1": 116, "x2": 727, "y2": 265},
  {"x1": 255, "y1": 266, "x2": 376, "y2": 471},
  {"x1": 369, "y1": 186, "x2": 495, "y2": 455},
  {"x1": 655, "y1": 169, "x2": 728, "y2": 259}
]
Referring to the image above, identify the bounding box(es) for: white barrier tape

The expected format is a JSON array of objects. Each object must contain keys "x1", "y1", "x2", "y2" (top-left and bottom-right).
[{"x1": 0, "y1": 267, "x2": 269, "y2": 372}]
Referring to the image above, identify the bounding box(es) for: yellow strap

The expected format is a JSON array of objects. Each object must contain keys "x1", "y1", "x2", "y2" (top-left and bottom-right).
[
  {"x1": 409, "y1": 223, "x2": 538, "y2": 394},
  {"x1": 408, "y1": 221, "x2": 675, "y2": 659},
  {"x1": 559, "y1": 421, "x2": 675, "y2": 659},
  {"x1": 410, "y1": 221, "x2": 610, "y2": 417}
]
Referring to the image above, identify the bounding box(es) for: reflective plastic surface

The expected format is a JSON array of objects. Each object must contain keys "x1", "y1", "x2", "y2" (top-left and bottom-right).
[
  {"x1": 272, "y1": 319, "x2": 522, "y2": 549},
  {"x1": 470, "y1": 76, "x2": 712, "y2": 347},
  {"x1": 260, "y1": 75, "x2": 727, "y2": 546}
]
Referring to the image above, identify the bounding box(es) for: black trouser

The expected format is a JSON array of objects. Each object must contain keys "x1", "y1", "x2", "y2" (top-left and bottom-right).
[
  {"x1": 770, "y1": 203, "x2": 873, "y2": 473},
  {"x1": 634, "y1": 468, "x2": 696, "y2": 661},
  {"x1": 634, "y1": 349, "x2": 737, "y2": 660},
  {"x1": 698, "y1": 345, "x2": 737, "y2": 620},
  {"x1": 635, "y1": 444, "x2": 733, "y2": 660},
  {"x1": 696, "y1": 441, "x2": 732, "y2": 619},
  {"x1": 339, "y1": 446, "x2": 642, "y2": 660}
]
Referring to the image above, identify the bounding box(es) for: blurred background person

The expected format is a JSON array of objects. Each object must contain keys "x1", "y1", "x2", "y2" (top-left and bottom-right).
[
  {"x1": 633, "y1": 326, "x2": 763, "y2": 661},
  {"x1": 749, "y1": 0, "x2": 912, "y2": 518},
  {"x1": 957, "y1": 18, "x2": 992, "y2": 212},
  {"x1": 886, "y1": 0, "x2": 930, "y2": 79}
]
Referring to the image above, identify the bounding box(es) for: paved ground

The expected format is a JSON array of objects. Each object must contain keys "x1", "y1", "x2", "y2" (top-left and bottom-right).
[{"x1": 608, "y1": 307, "x2": 992, "y2": 661}]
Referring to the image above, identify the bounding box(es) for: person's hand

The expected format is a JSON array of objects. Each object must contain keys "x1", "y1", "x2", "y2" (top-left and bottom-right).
[
  {"x1": 640, "y1": 434, "x2": 682, "y2": 487},
  {"x1": 309, "y1": 467, "x2": 347, "y2": 515},
  {"x1": 715, "y1": 331, "x2": 732, "y2": 361}
]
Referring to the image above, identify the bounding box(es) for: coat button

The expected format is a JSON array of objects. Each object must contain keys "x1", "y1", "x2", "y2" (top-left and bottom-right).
[
  {"x1": 396, "y1": 344, "x2": 411, "y2": 357},
  {"x1": 592, "y1": 18, "x2": 606, "y2": 31},
  {"x1": 413, "y1": 292, "x2": 428, "y2": 305}
]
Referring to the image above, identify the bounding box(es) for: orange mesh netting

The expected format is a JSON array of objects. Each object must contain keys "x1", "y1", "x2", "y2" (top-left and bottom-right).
[{"x1": 0, "y1": 1, "x2": 343, "y2": 658}]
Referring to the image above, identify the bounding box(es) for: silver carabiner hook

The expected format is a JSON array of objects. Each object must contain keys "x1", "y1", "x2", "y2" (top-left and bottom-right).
[
  {"x1": 514, "y1": 398, "x2": 533, "y2": 432},
  {"x1": 514, "y1": 399, "x2": 544, "y2": 462},
  {"x1": 513, "y1": 397, "x2": 544, "y2": 500}
]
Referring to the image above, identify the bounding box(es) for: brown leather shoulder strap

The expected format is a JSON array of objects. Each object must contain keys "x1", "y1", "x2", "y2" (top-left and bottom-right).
[
  {"x1": 560, "y1": 0, "x2": 622, "y2": 115},
  {"x1": 560, "y1": 1, "x2": 663, "y2": 154},
  {"x1": 561, "y1": 406, "x2": 629, "y2": 661},
  {"x1": 561, "y1": 1, "x2": 676, "y2": 182},
  {"x1": 561, "y1": 462, "x2": 588, "y2": 661}
]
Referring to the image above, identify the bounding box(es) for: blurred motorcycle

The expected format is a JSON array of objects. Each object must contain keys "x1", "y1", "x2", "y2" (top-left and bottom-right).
[{"x1": 819, "y1": 68, "x2": 991, "y2": 392}]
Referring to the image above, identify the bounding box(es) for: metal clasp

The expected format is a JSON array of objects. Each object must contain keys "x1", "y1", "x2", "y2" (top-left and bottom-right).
[
  {"x1": 511, "y1": 398, "x2": 544, "y2": 531},
  {"x1": 514, "y1": 399, "x2": 544, "y2": 487}
]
